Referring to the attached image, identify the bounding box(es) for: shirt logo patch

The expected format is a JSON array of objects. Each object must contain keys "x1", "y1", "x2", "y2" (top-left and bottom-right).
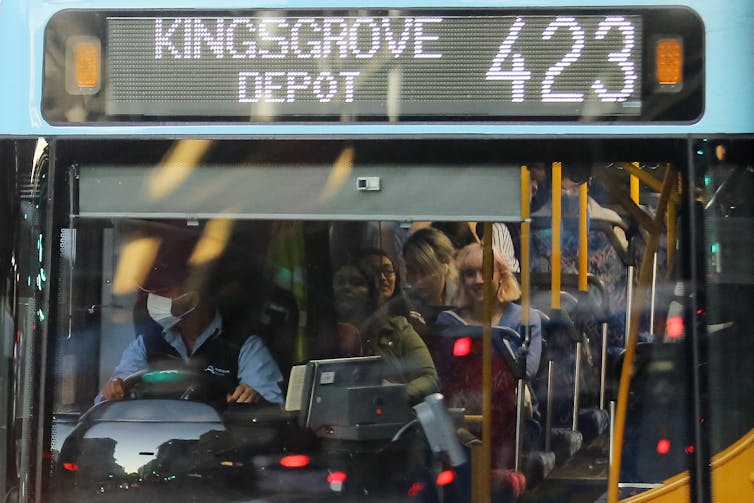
[{"x1": 204, "y1": 365, "x2": 231, "y2": 376}]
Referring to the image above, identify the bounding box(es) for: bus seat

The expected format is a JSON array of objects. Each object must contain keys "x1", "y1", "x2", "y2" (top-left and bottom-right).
[
  {"x1": 609, "y1": 342, "x2": 688, "y2": 483},
  {"x1": 550, "y1": 428, "x2": 584, "y2": 463},
  {"x1": 578, "y1": 408, "x2": 610, "y2": 444},
  {"x1": 530, "y1": 309, "x2": 587, "y2": 465},
  {"x1": 528, "y1": 221, "x2": 630, "y2": 346},
  {"x1": 590, "y1": 219, "x2": 631, "y2": 266},
  {"x1": 523, "y1": 449, "x2": 557, "y2": 487},
  {"x1": 531, "y1": 272, "x2": 610, "y2": 322},
  {"x1": 435, "y1": 325, "x2": 519, "y2": 469},
  {"x1": 530, "y1": 272, "x2": 612, "y2": 428}
]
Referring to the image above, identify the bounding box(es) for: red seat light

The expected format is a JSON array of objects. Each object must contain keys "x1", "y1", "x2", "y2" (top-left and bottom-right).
[
  {"x1": 407, "y1": 481, "x2": 425, "y2": 496},
  {"x1": 327, "y1": 471, "x2": 347, "y2": 484},
  {"x1": 453, "y1": 337, "x2": 472, "y2": 357},
  {"x1": 666, "y1": 316, "x2": 683, "y2": 338},
  {"x1": 436, "y1": 469, "x2": 455, "y2": 486},
  {"x1": 280, "y1": 455, "x2": 310, "y2": 468},
  {"x1": 656, "y1": 439, "x2": 671, "y2": 455}
]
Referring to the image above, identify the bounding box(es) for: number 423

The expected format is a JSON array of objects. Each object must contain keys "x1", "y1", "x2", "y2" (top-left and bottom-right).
[{"x1": 486, "y1": 16, "x2": 637, "y2": 104}]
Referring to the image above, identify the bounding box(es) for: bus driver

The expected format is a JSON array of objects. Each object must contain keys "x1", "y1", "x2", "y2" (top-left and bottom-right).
[{"x1": 97, "y1": 231, "x2": 284, "y2": 406}]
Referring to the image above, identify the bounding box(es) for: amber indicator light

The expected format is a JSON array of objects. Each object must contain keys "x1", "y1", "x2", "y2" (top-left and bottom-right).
[
  {"x1": 74, "y1": 41, "x2": 100, "y2": 88},
  {"x1": 656, "y1": 38, "x2": 683, "y2": 85},
  {"x1": 65, "y1": 36, "x2": 101, "y2": 95}
]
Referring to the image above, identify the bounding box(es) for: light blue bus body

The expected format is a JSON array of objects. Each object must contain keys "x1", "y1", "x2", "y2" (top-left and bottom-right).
[
  {"x1": 1, "y1": 2, "x2": 754, "y2": 503},
  {"x1": 0, "y1": 0, "x2": 752, "y2": 136}
]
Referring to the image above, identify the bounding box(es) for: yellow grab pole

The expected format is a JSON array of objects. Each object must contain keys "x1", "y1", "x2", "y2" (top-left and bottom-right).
[
  {"x1": 630, "y1": 171, "x2": 640, "y2": 205},
  {"x1": 551, "y1": 162, "x2": 562, "y2": 309},
  {"x1": 515, "y1": 167, "x2": 532, "y2": 473},
  {"x1": 621, "y1": 162, "x2": 681, "y2": 206},
  {"x1": 578, "y1": 182, "x2": 588, "y2": 292},
  {"x1": 667, "y1": 203, "x2": 677, "y2": 268},
  {"x1": 474, "y1": 221, "x2": 494, "y2": 503},
  {"x1": 594, "y1": 169, "x2": 661, "y2": 235},
  {"x1": 622, "y1": 162, "x2": 661, "y2": 193},
  {"x1": 667, "y1": 172, "x2": 678, "y2": 268},
  {"x1": 607, "y1": 167, "x2": 677, "y2": 503},
  {"x1": 520, "y1": 166, "x2": 531, "y2": 325}
]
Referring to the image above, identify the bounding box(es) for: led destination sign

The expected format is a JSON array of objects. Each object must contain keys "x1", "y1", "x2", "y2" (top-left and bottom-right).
[{"x1": 105, "y1": 14, "x2": 643, "y2": 118}]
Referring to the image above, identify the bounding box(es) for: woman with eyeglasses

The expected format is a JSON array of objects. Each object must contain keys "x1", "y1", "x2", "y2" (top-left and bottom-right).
[
  {"x1": 330, "y1": 261, "x2": 439, "y2": 405},
  {"x1": 357, "y1": 248, "x2": 400, "y2": 305}
]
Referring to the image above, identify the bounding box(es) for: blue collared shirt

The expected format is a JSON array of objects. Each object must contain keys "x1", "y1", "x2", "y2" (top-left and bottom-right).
[{"x1": 96, "y1": 312, "x2": 284, "y2": 404}]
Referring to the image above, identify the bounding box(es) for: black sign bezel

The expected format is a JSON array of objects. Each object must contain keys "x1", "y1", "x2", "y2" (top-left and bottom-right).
[{"x1": 42, "y1": 7, "x2": 704, "y2": 124}]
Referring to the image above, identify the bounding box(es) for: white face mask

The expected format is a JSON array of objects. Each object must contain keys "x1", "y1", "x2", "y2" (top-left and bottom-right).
[{"x1": 147, "y1": 292, "x2": 196, "y2": 330}]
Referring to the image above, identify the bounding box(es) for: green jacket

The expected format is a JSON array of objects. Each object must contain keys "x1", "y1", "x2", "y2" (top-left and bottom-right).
[{"x1": 363, "y1": 315, "x2": 439, "y2": 404}]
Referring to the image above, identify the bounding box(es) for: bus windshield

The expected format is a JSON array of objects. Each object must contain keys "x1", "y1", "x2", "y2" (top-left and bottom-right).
[
  {"x1": 1, "y1": 2, "x2": 753, "y2": 503},
  {"x1": 8, "y1": 137, "x2": 739, "y2": 502}
]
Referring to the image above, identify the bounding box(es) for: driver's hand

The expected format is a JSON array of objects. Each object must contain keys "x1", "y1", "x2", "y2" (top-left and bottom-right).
[
  {"x1": 102, "y1": 378, "x2": 127, "y2": 401},
  {"x1": 227, "y1": 383, "x2": 261, "y2": 404}
]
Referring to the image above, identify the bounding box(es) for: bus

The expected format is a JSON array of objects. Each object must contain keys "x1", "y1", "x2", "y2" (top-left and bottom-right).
[{"x1": 0, "y1": 0, "x2": 752, "y2": 501}]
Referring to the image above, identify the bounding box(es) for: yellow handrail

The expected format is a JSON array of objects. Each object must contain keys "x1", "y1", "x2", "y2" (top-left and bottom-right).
[
  {"x1": 630, "y1": 172, "x2": 640, "y2": 204},
  {"x1": 552, "y1": 162, "x2": 562, "y2": 309},
  {"x1": 473, "y1": 222, "x2": 494, "y2": 503},
  {"x1": 608, "y1": 166, "x2": 678, "y2": 503},
  {"x1": 521, "y1": 166, "x2": 531, "y2": 324},
  {"x1": 667, "y1": 174, "x2": 678, "y2": 268},
  {"x1": 622, "y1": 162, "x2": 680, "y2": 205}
]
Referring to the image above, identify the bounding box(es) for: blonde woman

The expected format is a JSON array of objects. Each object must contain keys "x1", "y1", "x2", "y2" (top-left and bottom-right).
[
  {"x1": 437, "y1": 242, "x2": 542, "y2": 380},
  {"x1": 402, "y1": 227, "x2": 460, "y2": 324}
]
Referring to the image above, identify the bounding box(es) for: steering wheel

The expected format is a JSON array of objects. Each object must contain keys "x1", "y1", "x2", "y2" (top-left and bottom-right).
[{"x1": 121, "y1": 368, "x2": 227, "y2": 402}]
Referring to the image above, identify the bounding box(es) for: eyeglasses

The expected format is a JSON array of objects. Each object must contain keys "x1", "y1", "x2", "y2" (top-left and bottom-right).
[{"x1": 374, "y1": 266, "x2": 396, "y2": 278}]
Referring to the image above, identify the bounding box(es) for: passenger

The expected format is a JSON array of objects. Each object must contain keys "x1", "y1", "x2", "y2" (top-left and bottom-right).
[
  {"x1": 402, "y1": 227, "x2": 460, "y2": 324},
  {"x1": 474, "y1": 222, "x2": 521, "y2": 274},
  {"x1": 331, "y1": 262, "x2": 439, "y2": 404},
  {"x1": 437, "y1": 242, "x2": 542, "y2": 381},
  {"x1": 329, "y1": 221, "x2": 408, "y2": 277},
  {"x1": 419, "y1": 221, "x2": 520, "y2": 273},
  {"x1": 427, "y1": 222, "x2": 478, "y2": 250},
  {"x1": 357, "y1": 247, "x2": 399, "y2": 305},
  {"x1": 358, "y1": 247, "x2": 430, "y2": 347},
  {"x1": 98, "y1": 235, "x2": 284, "y2": 406},
  {"x1": 528, "y1": 162, "x2": 631, "y2": 355}
]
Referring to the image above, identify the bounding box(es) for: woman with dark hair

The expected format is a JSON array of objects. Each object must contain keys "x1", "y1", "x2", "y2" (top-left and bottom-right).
[
  {"x1": 358, "y1": 247, "x2": 431, "y2": 346},
  {"x1": 357, "y1": 247, "x2": 400, "y2": 305},
  {"x1": 331, "y1": 262, "x2": 439, "y2": 404}
]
